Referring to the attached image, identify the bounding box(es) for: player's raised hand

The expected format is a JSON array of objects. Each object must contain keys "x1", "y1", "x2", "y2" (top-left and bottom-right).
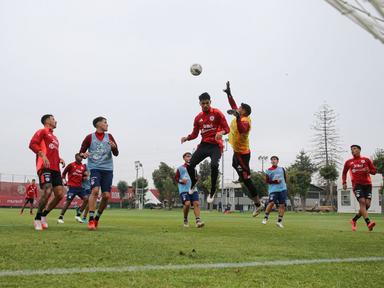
[
  {"x1": 223, "y1": 81, "x2": 231, "y2": 96},
  {"x1": 181, "y1": 137, "x2": 188, "y2": 144},
  {"x1": 109, "y1": 140, "x2": 117, "y2": 149},
  {"x1": 80, "y1": 152, "x2": 90, "y2": 159}
]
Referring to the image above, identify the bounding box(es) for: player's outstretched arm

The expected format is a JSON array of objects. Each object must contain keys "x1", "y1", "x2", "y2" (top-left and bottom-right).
[{"x1": 223, "y1": 81, "x2": 238, "y2": 109}]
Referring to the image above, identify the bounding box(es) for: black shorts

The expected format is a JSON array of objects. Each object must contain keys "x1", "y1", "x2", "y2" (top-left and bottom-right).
[
  {"x1": 25, "y1": 198, "x2": 34, "y2": 204},
  {"x1": 38, "y1": 169, "x2": 63, "y2": 189},
  {"x1": 353, "y1": 184, "x2": 372, "y2": 200},
  {"x1": 232, "y1": 152, "x2": 251, "y2": 180}
]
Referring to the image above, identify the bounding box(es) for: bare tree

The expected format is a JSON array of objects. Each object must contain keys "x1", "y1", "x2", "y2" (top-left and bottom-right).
[{"x1": 312, "y1": 103, "x2": 343, "y2": 207}]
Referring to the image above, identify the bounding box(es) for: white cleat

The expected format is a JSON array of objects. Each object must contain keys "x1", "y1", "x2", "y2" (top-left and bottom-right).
[
  {"x1": 75, "y1": 216, "x2": 84, "y2": 223},
  {"x1": 276, "y1": 222, "x2": 284, "y2": 228},
  {"x1": 207, "y1": 193, "x2": 215, "y2": 204},
  {"x1": 57, "y1": 218, "x2": 64, "y2": 224},
  {"x1": 183, "y1": 222, "x2": 190, "y2": 228},
  {"x1": 262, "y1": 218, "x2": 268, "y2": 225},
  {"x1": 252, "y1": 205, "x2": 263, "y2": 217},
  {"x1": 34, "y1": 220, "x2": 43, "y2": 231},
  {"x1": 196, "y1": 221, "x2": 205, "y2": 228},
  {"x1": 41, "y1": 216, "x2": 48, "y2": 229}
]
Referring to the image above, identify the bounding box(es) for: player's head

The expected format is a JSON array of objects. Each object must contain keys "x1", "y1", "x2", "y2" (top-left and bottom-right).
[
  {"x1": 75, "y1": 153, "x2": 83, "y2": 163},
  {"x1": 350, "y1": 145, "x2": 361, "y2": 157},
  {"x1": 183, "y1": 152, "x2": 192, "y2": 163},
  {"x1": 199, "y1": 92, "x2": 211, "y2": 112},
  {"x1": 31, "y1": 179, "x2": 35, "y2": 184},
  {"x1": 270, "y1": 156, "x2": 279, "y2": 166},
  {"x1": 239, "y1": 103, "x2": 251, "y2": 117},
  {"x1": 41, "y1": 114, "x2": 57, "y2": 129},
  {"x1": 93, "y1": 116, "x2": 108, "y2": 131}
]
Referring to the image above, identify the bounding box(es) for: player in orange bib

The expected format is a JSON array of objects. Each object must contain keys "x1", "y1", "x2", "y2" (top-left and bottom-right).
[{"x1": 223, "y1": 81, "x2": 262, "y2": 217}]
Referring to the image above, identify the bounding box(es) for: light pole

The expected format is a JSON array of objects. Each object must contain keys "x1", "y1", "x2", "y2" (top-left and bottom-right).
[
  {"x1": 134, "y1": 161, "x2": 143, "y2": 209},
  {"x1": 258, "y1": 155, "x2": 268, "y2": 172}
]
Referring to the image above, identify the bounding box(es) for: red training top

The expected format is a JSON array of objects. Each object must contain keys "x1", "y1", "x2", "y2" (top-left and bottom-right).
[
  {"x1": 62, "y1": 162, "x2": 87, "y2": 188},
  {"x1": 29, "y1": 127, "x2": 61, "y2": 172},
  {"x1": 187, "y1": 107, "x2": 230, "y2": 149},
  {"x1": 25, "y1": 184, "x2": 38, "y2": 199},
  {"x1": 79, "y1": 132, "x2": 119, "y2": 156},
  {"x1": 342, "y1": 156, "x2": 376, "y2": 188}
]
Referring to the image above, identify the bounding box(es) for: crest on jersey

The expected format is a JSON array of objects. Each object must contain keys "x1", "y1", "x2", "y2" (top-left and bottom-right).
[
  {"x1": 361, "y1": 160, "x2": 366, "y2": 163},
  {"x1": 209, "y1": 116, "x2": 215, "y2": 121},
  {"x1": 49, "y1": 143, "x2": 55, "y2": 149}
]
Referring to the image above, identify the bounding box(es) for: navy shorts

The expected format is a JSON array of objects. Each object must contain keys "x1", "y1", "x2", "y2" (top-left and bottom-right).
[
  {"x1": 25, "y1": 198, "x2": 34, "y2": 204},
  {"x1": 180, "y1": 191, "x2": 199, "y2": 205},
  {"x1": 354, "y1": 184, "x2": 372, "y2": 200},
  {"x1": 268, "y1": 190, "x2": 287, "y2": 205},
  {"x1": 38, "y1": 169, "x2": 63, "y2": 189},
  {"x1": 67, "y1": 187, "x2": 87, "y2": 201},
  {"x1": 90, "y1": 169, "x2": 113, "y2": 193}
]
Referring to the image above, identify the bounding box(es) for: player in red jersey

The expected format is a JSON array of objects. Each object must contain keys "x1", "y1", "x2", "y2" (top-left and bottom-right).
[
  {"x1": 57, "y1": 153, "x2": 89, "y2": 224},
  {"x1": 29, "y1": 114, "x2": 65, "y2": 231},
  {"x1": 20, "y1": 179, "x2": 38, "y2": 215},
  {"x1": 342, "y1": 145, "x2": 377, "y2": 232},
  {"x1": 181, "y1": 92, "x2": 230, "y2": 204}
]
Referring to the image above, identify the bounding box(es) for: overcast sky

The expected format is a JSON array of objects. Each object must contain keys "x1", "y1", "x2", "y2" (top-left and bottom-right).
[{"x1": 0, "y1": 0, "x2": 383, "y2": 186}]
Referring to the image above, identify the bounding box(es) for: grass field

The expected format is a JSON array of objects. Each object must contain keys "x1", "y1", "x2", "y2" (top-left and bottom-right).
[{"x1": 0, "y1": 208, "x2": 383, "y2": 287}]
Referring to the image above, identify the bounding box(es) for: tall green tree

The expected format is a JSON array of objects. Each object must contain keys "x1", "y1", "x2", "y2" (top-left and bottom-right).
[
  {"x1": 117, "y1": 180, "x2": 129, "y2": 208},
  {"x1": 372, "y1": 149, "x2": 384, "y2": 208},
  {"x1": 288, "y1": 150, "x2": 317, "y2": 208},
  {"x1": 152, "y1": 162, "x2": 177, "y2": 209}
]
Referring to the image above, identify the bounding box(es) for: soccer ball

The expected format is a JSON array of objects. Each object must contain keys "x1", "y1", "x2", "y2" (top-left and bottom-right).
[{"x1": 190, "y1": 64, "x2": 202, "y2": 76}]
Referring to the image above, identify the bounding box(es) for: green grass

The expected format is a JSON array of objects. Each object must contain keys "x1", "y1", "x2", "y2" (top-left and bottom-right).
[{"x1": 0, "y1": 208, "x2": 383, "y2": 287}]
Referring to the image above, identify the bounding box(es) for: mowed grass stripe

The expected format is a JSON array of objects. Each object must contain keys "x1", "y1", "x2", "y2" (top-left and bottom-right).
[{"x1": 1, "y1": 256, "x2": 383, "y2": 277}]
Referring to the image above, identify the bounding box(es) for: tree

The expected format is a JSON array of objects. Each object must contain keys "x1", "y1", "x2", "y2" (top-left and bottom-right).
[
  {"x1": 249, "y1": 171, "x2": 268, "y2": 198},
  {"x1": 117, "y1": 180, "x2": 129, "y2": 209},
  {"x1": 372, "y1": 148, "x2": 384, "y2": 213},
  {"x1": 289, "y1": 150, "x2": 317, "y2": 208},
  {"x1": 152, "y1": 162, "x2": 178, "y2": 209},
  {"x1": 132, "y1": 177, "x2": 149, "y2": 208},
  {"x1": 312, "y1": 103, "x2": 343, "y2": 205},
  {"x1": 196, "y1": 160, "x2": 211, "y2": 198}
]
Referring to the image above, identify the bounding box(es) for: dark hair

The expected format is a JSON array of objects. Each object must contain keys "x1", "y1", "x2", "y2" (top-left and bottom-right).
[
  {"x1": 41, "y1": 114, "x2": 53, "y2": 125},
  {"x1": 351, "y1": 144, "x2": 361, "y2": 150},
  {"x1": 240, "y1": 103, "x2": 252, "y2": 116},
  {"x1": 31, "y1": 179, "x2": 35, "y2": 182},
  {"x1": 270, "y1": 156, "x2": 279, "y2": 161},
  {"x1": 199, "y1": 92, "x2": 211, "y2": 102},
  {"x1": 75, "y1": 153, "x2": 81, "y2": 158},
  {"x1": 183, "y1": 152, "x2": 192, "y2": 158},
  {"x1": 93, "y1": 116, "x2": 106, "y2": 128}
]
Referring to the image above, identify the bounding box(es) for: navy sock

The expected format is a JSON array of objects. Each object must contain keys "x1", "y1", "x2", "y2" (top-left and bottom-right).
[
  {"x1": 89, "y1": 211, "x2": 95, "y2": 221},
  {"x1": 365, "y1": 218, "x2": 370, "y2": 225},
  {"x1": 352, "y1": 214, "x2": 361, "y2": 222},
  {"x1": 278, "y1": 215, "x2": 283, "y2": 222},
  {"x1": 95, "y1": 211, "x2": 103, "y2": 221}
]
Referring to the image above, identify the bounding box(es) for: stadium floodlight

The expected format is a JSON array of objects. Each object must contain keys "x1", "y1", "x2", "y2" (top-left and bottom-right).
[{"x1": 324, "y1": 0, "x2": 384, "y2": 44}]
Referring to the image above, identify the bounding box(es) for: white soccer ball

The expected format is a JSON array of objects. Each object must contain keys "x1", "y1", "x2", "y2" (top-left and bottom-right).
[{"x1": 190, "y1": 64, "x2": 202, "y2": 76}]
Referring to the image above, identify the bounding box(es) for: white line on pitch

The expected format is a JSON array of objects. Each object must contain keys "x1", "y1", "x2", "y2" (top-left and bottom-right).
[{"x1": 1, "y1": 256, "x2": 383, "y2": 277}]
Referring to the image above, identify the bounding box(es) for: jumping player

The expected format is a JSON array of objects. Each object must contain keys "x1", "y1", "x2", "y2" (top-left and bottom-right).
[
  {"x1": 175, "y1": 152, "x2": 205, "y2": 228},
  {"x1": 181, "y1": 93, "x2": 230, "y2": 204},
  {"x1": 80, "y1": 117, "x2": 119, "y2": 230},
  {"x1": 342, "y1": 145, "x2": 377, "y2": 232},
  {"x1": 223, "y1": 81, "x2": 262, "y2": 217},
  {"x1": 20, "y1": 179, "x2": 38, "y2": 215},
  {"x1": 262, "y1": 156, "x2": 287, "y2": 228},
  {"x1": 57, "y1": 153, "x2": 89, "y2": 224},
  {"x1": 29, "y1": 114, "x2": 65, "y2": 230}
]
